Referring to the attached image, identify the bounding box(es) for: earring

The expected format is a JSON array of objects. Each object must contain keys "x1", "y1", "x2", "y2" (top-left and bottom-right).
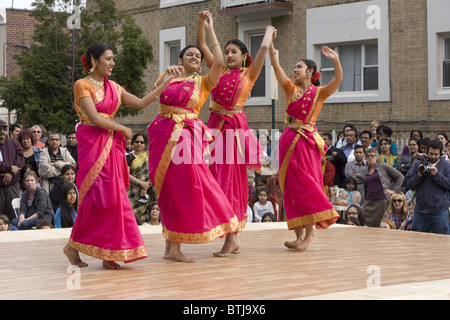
[{"x1": 89, "y1": 56, "x2": 96, "y2": 73}]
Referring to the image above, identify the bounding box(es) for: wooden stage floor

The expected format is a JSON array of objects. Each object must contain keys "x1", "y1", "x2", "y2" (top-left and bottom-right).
[{"x1": 1, "y1": 223, "x2": 450, "y2": 300}]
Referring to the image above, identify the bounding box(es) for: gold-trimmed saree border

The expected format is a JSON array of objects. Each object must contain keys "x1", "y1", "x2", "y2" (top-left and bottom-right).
[
  {"x1": 286, "y1": 208, "x2": 340, "y2": 230},
  {"x1": 161, "y1": 214, "x2": 240, "y2": 244},
  {"x1": 68, "y1": 238, "x2": 148, "y2": 262}
]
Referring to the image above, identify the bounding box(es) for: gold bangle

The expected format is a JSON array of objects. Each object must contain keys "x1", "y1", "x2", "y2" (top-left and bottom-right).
[
  {"x1": 211, "y1": 43, "x2": 220, "y2": 48},
  {"x1": 152, "y1": 92, "x2": 160, "y2": 99},
  {"x1": 152, "y1": 81, "x2": 158, "y2": 89},
  {"x1": 270, "y1": 51, "x2": 277, "y2": 55},
  {"x1": 112, "y1": 121, "x2": 115, "y2": 131}
]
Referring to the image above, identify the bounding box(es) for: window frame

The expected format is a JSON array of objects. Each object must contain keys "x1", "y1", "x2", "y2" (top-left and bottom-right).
[{"x1": 159, "y1": 27, "x2": 186, "y2": 75}]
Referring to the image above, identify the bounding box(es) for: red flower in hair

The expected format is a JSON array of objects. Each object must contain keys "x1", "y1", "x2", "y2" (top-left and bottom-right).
[
  {"x1": 311, "y1": 71, "x2": 321, "y2": 83},
  {"x1": 81, "y1": 54, "x2": 90, "y2": 72},
  {"x1": 246, "y1": 54, "x2": 253, "y2": 67}
]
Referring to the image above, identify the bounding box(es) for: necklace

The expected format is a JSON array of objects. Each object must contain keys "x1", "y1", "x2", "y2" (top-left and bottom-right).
[{"x1": 88, "y1": 76, "x2": 104, "y2": 87}]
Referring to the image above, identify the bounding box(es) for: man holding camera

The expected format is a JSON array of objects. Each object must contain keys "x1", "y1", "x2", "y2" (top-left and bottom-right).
[{"x1": 406, "y1": 139, "x2": 450, "y2": 234}]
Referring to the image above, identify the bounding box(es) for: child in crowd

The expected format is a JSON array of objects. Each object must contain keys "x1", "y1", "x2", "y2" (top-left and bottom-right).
[
  {"x1": 0, "y1": 214, "x2": 18, "y2": 231},
  {"x1": 54, "y1": 183, "x2": 77, "y2": 228},
  {"x1": 343, "y1": 176, "x2": 361, "y2": 206},
  {"x1": 253, "y1": 188, "x2": 275, "y2": 222}
]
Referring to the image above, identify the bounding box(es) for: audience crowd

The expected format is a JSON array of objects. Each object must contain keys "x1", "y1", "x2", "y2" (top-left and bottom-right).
[{"x1": 0, "y1": 119, "x2": 449, "y2": 235}]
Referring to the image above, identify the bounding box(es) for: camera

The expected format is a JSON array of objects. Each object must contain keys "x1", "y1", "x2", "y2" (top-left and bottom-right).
[{"x1": 418, "y1": 164, "x2": 432, "y2": 176}]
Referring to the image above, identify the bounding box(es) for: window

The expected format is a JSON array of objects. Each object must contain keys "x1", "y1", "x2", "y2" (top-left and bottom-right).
[
  {"x1": 238, "y1": 19, "x2": 272, "y2": 106},
  {"x1": 159, "y1": 27, "x2": 185, "y2": 74},
  {"x1": 160, "y1": 0, "x2": 205, "y2": 9},
  {"x1": 249, "y1": 33, "x2": 265, "y2": 98},
  {"x1": 444, "y1": 38, "x2": 450, "y2": 88},
  {"x1": 320, "y1": 43, "x2": 378, "y2": 92}
]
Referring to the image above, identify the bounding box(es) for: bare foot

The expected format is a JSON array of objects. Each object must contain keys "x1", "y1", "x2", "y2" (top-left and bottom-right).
[
  {"x1": 296, "y1": 235, "x2": 314, "y2": 251},
  {"x1": 164, "y1": 241, "x2": 195, "y2": 263},
  {"x1": 102, "y1": 261, "x2": 120, "y2": 269},
  {"x1": 163, "y1": 240, "x2": 171, "y2": 259},
  {"x1": 284, "y1": 240, "x2": 301, "y2": 249},
  {"x1": 213, "y1": 234, "x2": 240, "y2": 257},
  {"x1": 63, "y1": 244, "x2": 88, "y2": 267}
]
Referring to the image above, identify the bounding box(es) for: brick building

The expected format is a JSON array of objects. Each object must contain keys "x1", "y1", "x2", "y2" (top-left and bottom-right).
[
  {"x1": 100, "y1": 0, "x2": 450, "y2": 147},
  {"x1": 0, "y1": 8, "x2": 35, "y2": 124}
]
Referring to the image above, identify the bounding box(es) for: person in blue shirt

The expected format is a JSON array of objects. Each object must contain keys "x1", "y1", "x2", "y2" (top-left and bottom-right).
[
  {"x1": 406, "y1": 139, "x2": 450, "y2": 234},
  {"x1": 54, "y1": 183, "x2": 77, "y2": 228}
]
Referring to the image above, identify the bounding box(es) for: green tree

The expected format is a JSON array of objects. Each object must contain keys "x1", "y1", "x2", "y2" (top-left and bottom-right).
[{"x1": 0, "y1": 0, "x2": 153, "y2": 133}]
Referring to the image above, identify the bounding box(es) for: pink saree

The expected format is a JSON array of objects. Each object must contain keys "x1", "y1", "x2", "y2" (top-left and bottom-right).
[
  {"x1": 278, "y1": 82, "x2": 339, "y2": 230},
  {"x1": 147, "y1": 73, "x2": 239, "y2": 244},
  {"x1": 207, "y1": 67, "x2": 262, "y2": 230},
  {"x1": 68, "y1": 78, "x2": 148, "y2": 263}
]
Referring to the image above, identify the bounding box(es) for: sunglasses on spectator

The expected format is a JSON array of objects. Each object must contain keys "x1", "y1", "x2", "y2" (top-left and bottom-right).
[
  {"x1": 134, "y1": 141, "x2": 145, "y2": 144},
  {"x1": 392, "y1": 199, "x2": 403, "y2": 203}
]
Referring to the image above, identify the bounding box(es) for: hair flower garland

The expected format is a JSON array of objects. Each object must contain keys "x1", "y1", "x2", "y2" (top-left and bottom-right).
[
  {"x1": 311, "y1": 71, "x2": 321, "y2": 83},
  {"x1": 81, "y1": 54, "x2": 90, "y2": 72}
]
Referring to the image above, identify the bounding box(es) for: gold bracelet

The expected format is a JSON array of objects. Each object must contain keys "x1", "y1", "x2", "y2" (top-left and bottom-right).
[
  {"x1": 152, "y1": 81, "x2": 158, "y2": 89},
  {"x1": 152, "y1": 92, "x2": 160, "y2": 99},
  {"x1": 270, "y1": 51, "x2": 277, "y2": 55},
  {"x1": 211, "y1": 43, "x2": 220, "y2": 48},
  {"x1": 112, "y1": 121, "x2": 116, "y2": 131}
]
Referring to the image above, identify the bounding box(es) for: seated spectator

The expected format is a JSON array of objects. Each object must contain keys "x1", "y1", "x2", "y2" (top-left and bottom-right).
[
  {"x1": 49, "y1": 164, "x2": 77, "y2": 213},
  {"x1": 401, "y1": 199, "x2": 415, "y2": 231},
  {"x1": 38, "y1": 132, "x2": 75, "y2": 193},
  {"x1": 402, "y1": 130, "x2": 423, "y2": 155},
  {"x1": 266, "y1": 173, "x2": 284, "y2": 221},
  {"x1": 380, "y1": 218, "x2": 396, "y2": 229},
  {"x1": 11, "y1": 171, "x2": 54, "y2": 230},
  {"x1": 248, "y1": 176, "x2": 279, "y2": 220},
  {"x1": 343, "y1": 176, "x2": 361, "y2": 206},
  {"x1": 36, "y1": 219, "x2": 52, "y2": 229},
  {"x1": 345, "y1": 204, "x2": 365, "y2": 226},
  {"x1": 252, "y1": 188, "x2": 275, "y2": 222},
  {"x1": 54, "y1": 183, "x2": 77, "y2": 228},
  {"x1": 0, "y1": 214, "x2": 18, "y2": 231},
  {"x1": 383, "y1": 192, "x2": 408, "y2": 229},
  {"x1": 347, "y1": 216, "x2": 361, "y2": 226},
  {"x1": 361, "y1": 148, "x2": 404, "y2": 228},
  {"x1": 378, "y1": 138, "x2": 398, "y2": 167},
  {"x1": 261, "y1": 212, "x2": 276, "y2": 223},
  {"x1": 371, "y1": 125, "x2": 398, "y2": 155}
]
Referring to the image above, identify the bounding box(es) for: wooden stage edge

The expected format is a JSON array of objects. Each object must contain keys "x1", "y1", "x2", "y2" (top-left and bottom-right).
[{"x1": 1, "y1": 223, "x2": 449, "y2": 300}]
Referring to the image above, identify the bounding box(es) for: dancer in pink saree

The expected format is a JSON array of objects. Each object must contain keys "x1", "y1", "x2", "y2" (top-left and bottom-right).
[
  {"x1": 148, "y1": 14, "x2": 238, "y2": 263},
  {"x1": 196, "y1": 12, "x2": 276, "y2": 256},
  {"x1": 269, "y1": 37, "x2": 343, "y2": 251},
  {"x1": 64, "y1": 44, "x2": 173, "y2": 269}
]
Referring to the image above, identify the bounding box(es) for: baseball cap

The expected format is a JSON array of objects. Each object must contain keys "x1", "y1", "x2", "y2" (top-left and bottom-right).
[{"x1": 0, "y1": 120, "x2": 7, "y2": 127}]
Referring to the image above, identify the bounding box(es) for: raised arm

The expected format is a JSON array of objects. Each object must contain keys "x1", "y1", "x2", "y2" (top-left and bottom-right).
[
  {"x1": 250, "y1": 26, "x2": 276, "y2": 75},
  {"x1": 203, "y1": 11, "x2": 223, "y2": 85},
  {"x1": 321, "y1": 46, "x2": 343, "y2": 96},
  {"x1": 196, "y1": 10, "x2": 214, "y2": 68},
  {"x1": 268, "y1": 31, "x2": 289, "y2": 87}
]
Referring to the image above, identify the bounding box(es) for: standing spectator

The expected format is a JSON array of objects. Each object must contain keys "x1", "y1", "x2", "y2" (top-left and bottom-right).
[
  {"x1": 378, "y1": 138, "x2": 398, "y2": 167},
  {"x1": 8, "y1": 123, "x2": 22, "y2": 141},
  {"x1": 370, "y1": 120, "x2": 379, "y2": 142},
  {"x1": 362, "y1": 148, "x2": 404, "y2": 227},
  {"x1": 371, "y1": 125, "x2": 398, "y2": 155},
  {"x1": 345, "y1": 144, "x2": 368, "y2": 202},
  {"x1": 402, "y1": 130, "x2": 423, "y2": 155},
  {"x1": 18, "y1": 129, "x2": 41, "y2": 182},
  {"x1": 340, "y1": 127, "x2": 360, "y2": 162},
  {"x1": 396, "y1": 137, "x2": 420, "y2": 191},
  {"x1": 38, "y1": 132, "x2": 75, "y2": 193},
  {"x1": 30, "y1": 125, "x2": 45, "y2": 149},
  {"x1": 0, "y1": 120, "x2": 25, "y2": 221},
  {"x1": 418, "y1": 137, "x2": 431, "y2": 155},
  {"x1": 406, "y1": 139, "x2": 450, "y2": 234},
  {"x1": 359, "y1": 130, "x2": 372, "y2": 150},
  {"x1": 323, "y1": 132, "x2": 347, "y2": 187},
  {"x1": 336, "y1": 123, "x2": 360, "y2": 149},
  {"x1": 65, "y1": 129, "x2": 78, "y2": 166}
]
